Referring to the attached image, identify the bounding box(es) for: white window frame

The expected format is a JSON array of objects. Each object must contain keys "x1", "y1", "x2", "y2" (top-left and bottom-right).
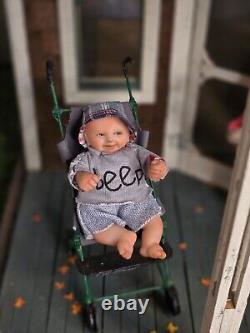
[{"x1": 57, "y1": 0, "x2": 162, "y2": 104}]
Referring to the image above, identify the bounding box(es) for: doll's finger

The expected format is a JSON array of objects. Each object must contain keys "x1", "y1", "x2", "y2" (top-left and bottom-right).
[
  {"x1": 149, "y1": 170, "x2": 162, "y2": 177},
  {"x1": 89, "y1": 179, "x2": 98, "y2": 187},
  {"x1": 91, "y1": 174, "x2": 100, "y2": 182}
]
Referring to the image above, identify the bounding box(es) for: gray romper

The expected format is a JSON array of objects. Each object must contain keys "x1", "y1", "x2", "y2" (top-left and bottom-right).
[{"x1": 68, "y1": 143, "x2": 162, "y2": 239}]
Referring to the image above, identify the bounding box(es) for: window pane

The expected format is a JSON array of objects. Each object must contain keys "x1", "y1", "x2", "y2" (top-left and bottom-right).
[
  {"x1": 74, "y1": 0, "x2": 143, "y2": 90},
  {"x1": 193, "y1": 80, "x2": 247, "y2": 166},
  {"x1": 207, "y1": 0, "x2": 250, "y2": 75}
]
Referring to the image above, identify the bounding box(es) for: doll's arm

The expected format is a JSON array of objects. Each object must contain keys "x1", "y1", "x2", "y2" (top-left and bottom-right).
[
  {"x1": 147, "y1": 157, "x2": 169, "y2": 181},
  {"x1": 68, "y1": 153, "x2": 99, "y2": 191},
  {"x1": 136, "y1": 145, "x2": 169, "y2": 181},
  {"x1": 75, "y1": 171, "x2": 100, "y2": 192}
]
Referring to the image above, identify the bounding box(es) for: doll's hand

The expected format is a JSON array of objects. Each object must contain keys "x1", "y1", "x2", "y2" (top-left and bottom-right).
[
  {"x1": 147, "y1": 158, "x2": 169, "y2": 182},
  {"x1": 75, "y1": 171, "x2": 100, "y2": 192}
]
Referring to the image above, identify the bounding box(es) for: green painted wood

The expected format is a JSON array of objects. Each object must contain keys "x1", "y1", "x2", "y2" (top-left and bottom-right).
[
  {"x1": 174, "y1": 172, "x2": 226, "y2": 332},
  {"x1": 27, "y1": 172, "x2": 66, "y2": 333},
  {"x1": 155, "y1": 172, "x2": 194, "y2": 333},
  {"x1": 4, "y1": 171, "x2": 247, "y2": 332},
  {"x1": 137, "y1": 266, "x2": 157, "y2": 333},
  {"x1": 102, "y1": 246, "x2": 123, "y2": 332},
  {"x1": 46, "y1": 183, "x2": 76, "y2": 333},
  {"x1": 116, "y1": 267, "x2": 141, "y2": 333},
  {"x1": 65, "y1": 244, "x2": 105, "y2": 333},
  {"x1": 0, "y1": 172, "x2": 59, "y2": 333}
]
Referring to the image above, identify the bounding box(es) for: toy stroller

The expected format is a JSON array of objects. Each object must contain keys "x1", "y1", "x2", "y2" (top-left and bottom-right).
[{"x1": 47, "y1": 57, "x2": 180, "y2": 331}]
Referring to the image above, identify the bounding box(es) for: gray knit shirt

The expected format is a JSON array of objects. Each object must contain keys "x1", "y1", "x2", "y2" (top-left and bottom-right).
[{"x1": 68, "y1": 143, "x2": 158, "y2": 204}]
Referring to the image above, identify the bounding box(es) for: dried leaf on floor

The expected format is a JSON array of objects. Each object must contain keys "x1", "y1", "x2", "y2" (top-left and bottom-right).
[
  {"x1": 64, "y1": 292, "x2": 75, "y2": 302},
  {"x1": 67, "y1": 255, "x2": 77, "y2": 265},
  {"x1": 54, "y1": 281, "x2": 65, "y2": 290},
  {"x1": 71, "y1": 302, "x2": 82, "y2": 315},
  {"x1": 178, "y1": 242, "x2": 188, "y2": 251},
  {"x1": 32, "y1": 213, "x2": 42, "y2": 223},
  {"x1": 14, "y1": 297, "x2": 26, "y2": 309},
  {"x1": 200, "y1": 277, "x2": 210, "y2": 287},
  {"x1": 166, "y1": 322, "x2": 178, "y2": 333},
  {"x1": 194, "y1": 205, "x2": 204, "y2": 214},
  {"x1": 58, "y1": 264, "x2": 70, "y2": 275}
]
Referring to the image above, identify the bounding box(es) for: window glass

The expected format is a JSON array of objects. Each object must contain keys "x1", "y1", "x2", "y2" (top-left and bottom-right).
[{"x1": 74, "y1": 0, "x2": 143, "y2": 89}]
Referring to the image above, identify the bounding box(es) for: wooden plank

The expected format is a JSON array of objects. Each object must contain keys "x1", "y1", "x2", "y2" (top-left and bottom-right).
[
  {"x1": 174, "y1": 172, "x2": 225, "y2": 332},
  {"x1": 102, "y1": 247, "x2": 123, "y2": 333},
  {"x1": 201, "y1": 93, "x2": 250, "y2": 332},
  {"x1": 0, "y1": 161, "x2": 24, "y2": 276},
  {"x1": 155, "y1": 172, "x2": 194, "y2": 332},
  {"x1": 46, "y1": 183, "x2": 76, "y2": 333},
  {"x1": 27, "y1": 172, "x2": 65, "y2": 333},
  {"x1": 228, "y1": 250, "x2": 250, "y2": 333},
  {"x1": 0, "y1": 172, "x2": 55, "y2": 333},
  {"x1": 138, "y1": 267, "x2": 157, "y2": 333},
  {"x1": 64, "y1": 244, "x2": 105, "y2": 333}
]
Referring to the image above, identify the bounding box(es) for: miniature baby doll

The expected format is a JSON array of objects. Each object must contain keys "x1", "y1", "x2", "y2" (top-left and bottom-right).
[{"x1": 68, "y1": 102, "x2": 169, "y2": 260}]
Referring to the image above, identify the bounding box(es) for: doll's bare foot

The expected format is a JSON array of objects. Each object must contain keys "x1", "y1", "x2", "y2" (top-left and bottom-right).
[
  {"x1": 117, "y1": 231, "x2": 137, "y2": 260},
  {"x1": 140, "y1": 243, "x2": 166, "y2": 260}
]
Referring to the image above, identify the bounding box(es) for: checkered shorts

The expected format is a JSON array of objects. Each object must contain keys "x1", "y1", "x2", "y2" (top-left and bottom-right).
[{"x1": 76, "y1": 193, "x2": 162, "y2": 239}]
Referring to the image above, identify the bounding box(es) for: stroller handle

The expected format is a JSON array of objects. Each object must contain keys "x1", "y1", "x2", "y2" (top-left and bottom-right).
[{"x1": 46, "y1": 59, "x2": 54, "y2": 84}]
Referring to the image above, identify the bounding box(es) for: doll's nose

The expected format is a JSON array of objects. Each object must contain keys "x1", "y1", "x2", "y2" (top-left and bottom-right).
[{"x1": 106, "y1": 135, "x2": 113, "y2": 142}]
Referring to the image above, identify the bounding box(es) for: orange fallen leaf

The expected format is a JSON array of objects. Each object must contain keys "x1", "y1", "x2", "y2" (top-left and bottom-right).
[
  {"x1": 58, "y1": 264, "x2": 70, "y2": 275},
  {"x1": 54, "y1": 281, "x2": 65, "y2": 290},
  {"x1": 67, "y1": 255, "x2": 77, "y2": 265},
  {"x1": 166, "y1": 322, "x2": 178, "y2": 333},
  {"x1": 14, "y1": 297, "x2": 26, "y2": 308},
  {"x1": 64, "y1": 292, "x2": 75, "y2": 302},
  {"x1": 200, "y1": 277, "x2": 210, "y2": 287},
  {"x1": 32, "y1": 213, "x2": 42, "y2": 223},
  {"x1": 71, "y1": 302, "x2": 82, "y2": 315},
  {"x1": 178, "y1": 242, "x2": 188, "y2": 251},
  {"x1": 194, "y1": 205, "x2": 204, "y2": 214}
]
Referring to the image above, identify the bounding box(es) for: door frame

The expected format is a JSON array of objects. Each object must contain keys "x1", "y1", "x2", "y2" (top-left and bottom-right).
[{"x1": 164, "y1": 0, "x2": 250, "y2": 330}]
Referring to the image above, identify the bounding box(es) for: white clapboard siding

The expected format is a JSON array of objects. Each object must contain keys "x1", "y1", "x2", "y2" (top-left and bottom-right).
[
  {"x1": 201, "y1": 92, "x2": 250, "y2": 332},
  {"x1": 4, "y1": 0, "x2": 41, "y2": 170}
]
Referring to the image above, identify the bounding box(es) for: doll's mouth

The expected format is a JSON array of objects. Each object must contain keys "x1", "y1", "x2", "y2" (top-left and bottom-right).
[{"x1": 104, "y1": 144, "x2": 116, "y2": 148}]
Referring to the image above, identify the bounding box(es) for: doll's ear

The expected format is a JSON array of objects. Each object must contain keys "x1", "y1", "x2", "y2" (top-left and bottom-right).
[
  {"x1": 129, "y1": 130, "x2": 137, "y2": 143},
  {"x1": 78, "y1": 126, "x2": 87, "y2": 147}
]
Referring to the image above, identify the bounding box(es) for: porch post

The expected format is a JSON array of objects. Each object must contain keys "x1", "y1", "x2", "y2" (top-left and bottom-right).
[
  {"x1": 4, "y1": 0, "x2": 42, "y2": 170},
  {"x1": 201, "y1": 92, "x2": 250, "y2": 332}
]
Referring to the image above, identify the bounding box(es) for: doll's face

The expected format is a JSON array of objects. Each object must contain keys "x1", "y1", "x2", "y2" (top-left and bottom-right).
[{"x1": 84, "y1": 116, "x2": 130, "y2": 154}]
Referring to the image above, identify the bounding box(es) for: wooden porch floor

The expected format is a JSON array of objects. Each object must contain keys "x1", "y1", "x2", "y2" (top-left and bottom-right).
[{"x1": 0, "y1": 171, "x2": 249, "y2": 333}]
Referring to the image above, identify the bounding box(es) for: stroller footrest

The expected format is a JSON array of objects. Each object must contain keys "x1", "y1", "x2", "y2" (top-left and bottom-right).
[{"x1": 76, "y1": 242, "x2": 172, "y2": 277}]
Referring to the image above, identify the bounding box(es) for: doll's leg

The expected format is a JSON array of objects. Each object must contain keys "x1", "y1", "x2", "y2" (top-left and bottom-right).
[
  {"x1": 140, "y1": 215, "x2": 166, "y2": 259},
  {"x1": 94, "y1": 225, "x2": 137, "y2": 260}
]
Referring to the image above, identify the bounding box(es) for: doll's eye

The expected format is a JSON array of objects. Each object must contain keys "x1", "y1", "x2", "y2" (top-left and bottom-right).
[
  {"x1": 97, "y1": 133, "x2": 104, "y2": 137},
  {"x1": 114, "y1": 131, "x2": 122, "y2": 135}
]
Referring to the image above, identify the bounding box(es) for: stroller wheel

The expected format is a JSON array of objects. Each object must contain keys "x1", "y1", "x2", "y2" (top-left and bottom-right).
[
  {"x1": 165, "y1": 286, "x2": 181, "y2": 315},
  {"x1": 85, "y1": 303, "x2": 97, "y2": 331}
]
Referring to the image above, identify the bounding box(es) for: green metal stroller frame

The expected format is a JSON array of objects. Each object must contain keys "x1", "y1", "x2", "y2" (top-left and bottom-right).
[{"x1": 47, "y1": 58, "x2": 180, "y2": 331}]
